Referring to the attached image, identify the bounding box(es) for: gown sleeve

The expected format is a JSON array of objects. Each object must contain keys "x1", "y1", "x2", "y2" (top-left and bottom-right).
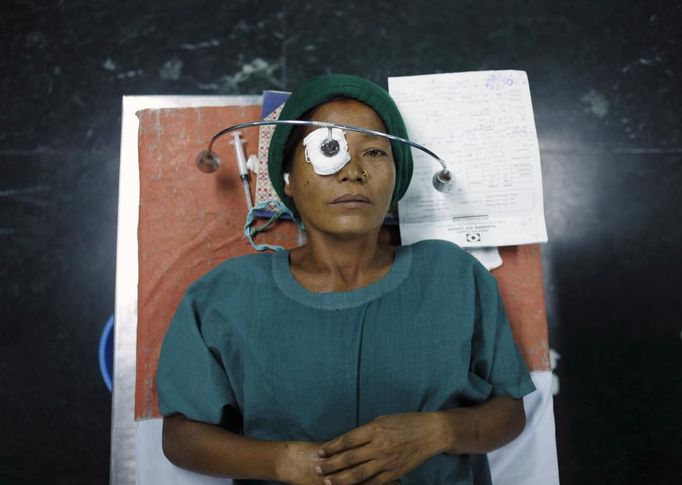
[
  {"x1": 156, "y1": 290, "x2": 242, "y2": 432},
  {"x1": 468, "y1": 263, "x2": 537, "y2": 399}
]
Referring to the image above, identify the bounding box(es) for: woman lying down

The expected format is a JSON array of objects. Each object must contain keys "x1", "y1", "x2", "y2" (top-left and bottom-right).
[{"x1": 157, "y1": 74, "x2": 535, "y2": 484}]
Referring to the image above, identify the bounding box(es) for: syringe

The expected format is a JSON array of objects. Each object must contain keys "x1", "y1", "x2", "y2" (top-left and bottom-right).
[{"x1": 229, "y1": 131, "x2": 253, "y2": 210}]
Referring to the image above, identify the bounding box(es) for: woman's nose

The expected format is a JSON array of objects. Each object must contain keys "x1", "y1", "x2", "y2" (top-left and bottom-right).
[{"x1": 336, "y1": 156, "x2": 367, "y2": 182}]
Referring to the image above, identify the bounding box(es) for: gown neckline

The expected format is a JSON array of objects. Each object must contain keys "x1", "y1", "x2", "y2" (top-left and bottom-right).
[{"x1": 272, "y1": 245, "x2": 412, "y2": 310}]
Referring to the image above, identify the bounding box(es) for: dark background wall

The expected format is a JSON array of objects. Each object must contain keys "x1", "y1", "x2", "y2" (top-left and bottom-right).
[{"x1": 1, "y1": 1, "x2": 680, "y2": 483}]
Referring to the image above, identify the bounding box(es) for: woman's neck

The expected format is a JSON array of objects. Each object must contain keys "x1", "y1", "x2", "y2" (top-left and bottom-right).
[{"x1": 288, "y1": 230, "x2": 395, "y2": 293}]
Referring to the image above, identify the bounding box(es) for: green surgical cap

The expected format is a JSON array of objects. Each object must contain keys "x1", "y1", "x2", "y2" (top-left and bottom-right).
[{"x1": 268, "y1": 74, "x2": 413, "y2": 214}]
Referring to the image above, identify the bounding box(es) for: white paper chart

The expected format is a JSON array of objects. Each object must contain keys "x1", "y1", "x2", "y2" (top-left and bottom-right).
[{"x1": 388, "y1": 71, "x2": 548, "y2": 247}]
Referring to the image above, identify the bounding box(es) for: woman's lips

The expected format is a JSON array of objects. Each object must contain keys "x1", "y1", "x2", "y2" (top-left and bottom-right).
[{"x1": 331, "y1": 193, "x2": 372, "y2": 207}]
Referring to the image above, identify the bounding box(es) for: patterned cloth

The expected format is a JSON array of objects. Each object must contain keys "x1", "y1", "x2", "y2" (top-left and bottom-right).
[{"x1": 255, "y1": 103, "x2": 286, "y2": 212}]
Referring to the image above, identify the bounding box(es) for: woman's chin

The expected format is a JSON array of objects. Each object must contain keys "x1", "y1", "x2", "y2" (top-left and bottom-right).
[{"x1": 310, "y1": 217, "x2": 384, "y2": 240}]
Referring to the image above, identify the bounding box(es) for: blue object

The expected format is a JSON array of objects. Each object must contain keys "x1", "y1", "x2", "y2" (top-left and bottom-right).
[
  {"x1": 99, "y1": 315, "x2": 114, "y2": 392},
  {"x1": 261, "y1": 90, "x2": 290, "y2": 118}
]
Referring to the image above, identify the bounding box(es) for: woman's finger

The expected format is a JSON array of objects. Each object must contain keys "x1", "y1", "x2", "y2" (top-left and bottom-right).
[
  {"x1": 319, "y1": 426, "x2": 372, "y2": 457},
  {"x1": 359, "y1": 472, "x2": 401, "y2": 485},
  {"x1": 322, "y1": 458, "x2": 385, "y2": 485},
  {"x1": 315, "y1": 445, "x2": 375, "y2": 475}
]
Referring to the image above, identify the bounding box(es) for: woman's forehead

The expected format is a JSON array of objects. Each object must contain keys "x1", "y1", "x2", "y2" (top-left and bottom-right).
[{"x1": 308, "y1": 98, "x2": 388, "y2": 131}]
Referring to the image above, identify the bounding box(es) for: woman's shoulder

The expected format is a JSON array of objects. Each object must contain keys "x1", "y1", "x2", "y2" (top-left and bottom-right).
[
  {"x1": 404, "y1": 239, "x2": 495, "y2": 284},
  {"x1": 185, "y1": 251, "x2": 276, "y2": 297},
  {"x1": 406, "y1": 239, "x2": 477, "y2": 265}
]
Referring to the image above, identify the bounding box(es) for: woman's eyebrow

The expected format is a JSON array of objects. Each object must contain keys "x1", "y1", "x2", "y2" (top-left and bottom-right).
[{"x1": 354, "y1": 131, "x2": 391, "y2": 143}]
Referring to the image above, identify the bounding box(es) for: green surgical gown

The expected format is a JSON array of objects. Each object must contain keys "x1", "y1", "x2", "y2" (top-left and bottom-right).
[{"x1": 157, "y1": 240, "x2": 536, "y2": 484}]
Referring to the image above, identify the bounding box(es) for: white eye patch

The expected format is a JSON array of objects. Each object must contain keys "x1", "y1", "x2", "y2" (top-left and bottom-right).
[{"x1": 302, "y1": 127, "x2": 351, "y2": 175}]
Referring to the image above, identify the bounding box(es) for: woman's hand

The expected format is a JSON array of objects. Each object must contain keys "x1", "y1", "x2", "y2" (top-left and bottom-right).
[
  {"x1": 277, "y1": 440, "x2": 403, "y2": 485},
  {"x1": 313, "y1": 413, "x2": 443, "y2": 485}
]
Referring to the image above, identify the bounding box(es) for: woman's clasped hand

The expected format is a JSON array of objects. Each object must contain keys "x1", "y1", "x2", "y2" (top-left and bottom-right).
[{"x1": 281, "y1": 413, "x2": 442, "y2": 485}]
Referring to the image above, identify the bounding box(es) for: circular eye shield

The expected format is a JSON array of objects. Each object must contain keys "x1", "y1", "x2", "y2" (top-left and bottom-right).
[{"x1": 303, "y1": 127, "x2": 351, "y2": 175}]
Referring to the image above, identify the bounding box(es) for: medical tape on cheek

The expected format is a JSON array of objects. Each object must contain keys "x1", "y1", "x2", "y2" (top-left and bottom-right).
[{"x1": 302, "y1": 127, "x2": 351, "y2": 175}]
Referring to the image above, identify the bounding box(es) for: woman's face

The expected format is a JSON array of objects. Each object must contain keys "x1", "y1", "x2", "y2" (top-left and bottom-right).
[{"x1": 284, "y1": 99, "x2": 396, "y2": 240}]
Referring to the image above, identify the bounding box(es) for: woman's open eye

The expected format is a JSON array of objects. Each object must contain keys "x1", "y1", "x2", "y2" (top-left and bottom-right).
[{"x1": 363, "y1": 148, "x2": 388, "y2": 158}]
